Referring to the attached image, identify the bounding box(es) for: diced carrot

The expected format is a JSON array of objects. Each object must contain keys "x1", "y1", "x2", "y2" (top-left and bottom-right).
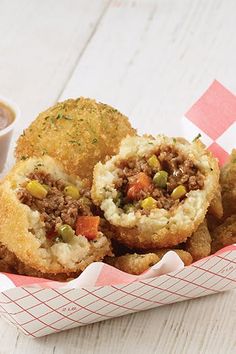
[
  {"x1": 127, "y1": 172, "x2": 153, "y2": 200},
  {"x1": 76, "y1": 216, "x2": 100, "y2": 240}
]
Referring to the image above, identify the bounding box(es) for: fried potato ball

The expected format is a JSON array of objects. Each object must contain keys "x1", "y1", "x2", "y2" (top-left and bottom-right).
[
  {"x1": 105, "y1": 248, "x2": 193, "y2": 275},
  {"x1": 220, "y1": 149, "x2": 236, "y2": 217},
  {"x1": 15, "y1": 98, "x2": 136, "y2": 185},
  {"x1": 105, "y1": 253, "x2": 160, "y2": 275},
  {"x1": 211, "y1": 215, "x2": 236, "y2": 253},
  {"x1": 152, "y1": 249, "x2": 193, "y2": 266},
  {"x1": 185, "y1": 220, "x2": 211, "y2": 261}
]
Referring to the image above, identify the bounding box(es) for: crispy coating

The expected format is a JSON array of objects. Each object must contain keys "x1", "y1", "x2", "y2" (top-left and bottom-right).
[
  {"x1": 105, "y1": 253, "x2": 160, "y2": 275},
  {"x1": 105, "y1": 248, "x2": 193, "y2": 275},
  {"x1": 211, "y1": 215, "x2": 236, "y2": 253},
  {"x1": 185, "y1": 220, "x2": 211, "y2": 261},
  {"x1": 206, "y1": 214, "x2": 222, "y2": 232},
  {"x1": 0, "y1": 243, "x2": 108, "y2": 281},
  {"x1": 15, "y1": 98, "x2": 136, "y2": 185},
  {"x1": 0, "y1": 156, "x2": 112, "y2": 280},
  {"x1": 220, "y1": 149, "x2": 236, "y2": 217},
  {"x1": 110, "y1": 239, "x2": 133, "y2": 257},
  {"x1": 92, "y1": 135, "x2": 220, "y2": 249},
  {"x1": 152, "y1": 249, "x2": 193, "y2": 266},
  {"x1": 208, "y1": 186, "x2": 223, "y2": 219}
]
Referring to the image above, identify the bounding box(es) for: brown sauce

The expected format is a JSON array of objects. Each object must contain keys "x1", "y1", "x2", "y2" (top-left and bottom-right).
[{"x1": 0, "y1": 101, "x2": 14, "y2": 130}]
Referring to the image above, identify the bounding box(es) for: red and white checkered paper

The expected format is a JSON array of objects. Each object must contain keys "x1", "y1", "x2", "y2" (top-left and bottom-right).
[{"x1": 0, "y1": 81, "x2": 236, "y2": 337}]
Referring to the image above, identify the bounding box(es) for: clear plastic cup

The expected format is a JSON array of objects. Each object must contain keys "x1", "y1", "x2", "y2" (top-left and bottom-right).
[{"x1": 0, "y1": 95, "x2": 20, "y2": 172}]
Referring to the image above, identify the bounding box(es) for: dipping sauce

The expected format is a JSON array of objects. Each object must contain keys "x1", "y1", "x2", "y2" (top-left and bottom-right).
[
  {"x1": 0, "y1": 102, "x2": 14, "y2": 130},
  {"x1": 0, "y1": 99, "x2": 17, "y2": 173}
]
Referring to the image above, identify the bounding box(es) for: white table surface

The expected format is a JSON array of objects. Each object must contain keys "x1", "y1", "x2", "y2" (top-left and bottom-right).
[{"x1": 0, "y1": 1, "x2": 235, "y2": 353}]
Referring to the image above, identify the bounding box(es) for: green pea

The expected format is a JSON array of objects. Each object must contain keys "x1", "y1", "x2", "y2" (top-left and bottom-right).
[
  {"x1": 153, "y1": 171, "x2": 168, "y2": 188},
  {"x1": 58, "y1": 224, "x2": 75, "y2": 243},
  {"x1": 114, "y1": 191, "x2": 122, "y2": 206},
  {"x1": 123, "y1": 204, "x2": 135, "y2": 213}
]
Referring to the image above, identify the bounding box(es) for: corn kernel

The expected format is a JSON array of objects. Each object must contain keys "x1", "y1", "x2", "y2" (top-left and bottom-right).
[
  {"x1": 26, "y1": 180, "x2": 48, "y2": 199},
  {"x1": 171, "y1": 185, "x2": 187, "y2": 200},
  {"x1": 141, "y1": 197, "x2": 157, "y2": 209},
  {"x1": 64, "y1": 185, "x2": 80, "y2": 200},
  {"x1": 147, "y1": 155, "x2": 161, "y2": 170}
]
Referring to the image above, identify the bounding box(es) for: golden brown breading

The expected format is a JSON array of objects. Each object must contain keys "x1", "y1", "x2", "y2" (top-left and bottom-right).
[
  {"x1": 105, "y1": 248, "x2": 193, "y2": 275},
  {"x1": 0, "y1": 243, "x2": 108, "y2": 281},
  {"x1": 105, "y1": 253, "x2": 160, "y2": 275},
  {"x1": 185, "y1": 220, "x2": 211, "y2": 261},
  {"x1": 15, "y1": 98, "x2": 136, "y2": 185},
  {"x1": 152, "y1": 249, "x2": 193, "y2": 266},
  {"x1": 206, "y1": 214, "x2": 222, "y2": 233},
  {"x1": 110, "y1": 239, "x2": 133, "y2": 257},
  {"x1": 208, "y1": 186, "x2": 223, "y2": 219},
  {"x1": 211, "y1": 215, "x2": 236, "y2": 253},
  {"x1": 220, "y1": 149, "x2": 236, "y2": 217}
]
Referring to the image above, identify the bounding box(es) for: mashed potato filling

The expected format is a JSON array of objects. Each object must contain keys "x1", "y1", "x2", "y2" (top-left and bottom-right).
[{"x1": 16, "y1": 169, "x2": 100, "y2": 267}]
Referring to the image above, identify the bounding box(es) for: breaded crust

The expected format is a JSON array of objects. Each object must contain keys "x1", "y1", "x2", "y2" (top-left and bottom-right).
[
  {"x1": 105, "y1": 248, "x2": 192, "y2": 275},
  {"x1": 220, "y1": 149, "x2": 236, "y2": 217},
  {"x1": 185, "y1": 220, "x2": 211, "y2": 261},
  {"x1": 0, "y1": 243, "x2": 110, "y2": 281},
  {"x1": 105, "y1": 253, "x2": 160, "y2": 275},
  {"x1": 152, "y1": 249, "x2": 193, "y2": 266},
  {"x1": 208, "y1": 186, "x2": 223, "y2": 219},
  {"x1": 211, "y1": 215, "x2": 236, "y2": 253},
  {"x1": 15, "y1": 98, "x2": 136, "y2": 185},
  {"x1": 92, "y1": 135, "x2": 220, "y2": 249},
  {"x1": 0, "y1": 156, "x2": 111, "y2": 279}
]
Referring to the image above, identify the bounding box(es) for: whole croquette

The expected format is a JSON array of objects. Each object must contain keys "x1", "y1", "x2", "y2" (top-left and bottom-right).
[{"x1": 15, "y1": 98, "x2": 136, "y2": 185}]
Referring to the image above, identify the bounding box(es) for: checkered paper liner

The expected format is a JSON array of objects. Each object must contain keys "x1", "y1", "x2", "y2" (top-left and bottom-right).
[
  {"x1": 0, "y1": 81, "x2": 236, "y2": 337},
  {"x1": 183, "y1": 80, "x2": 236, "y2": 166}
]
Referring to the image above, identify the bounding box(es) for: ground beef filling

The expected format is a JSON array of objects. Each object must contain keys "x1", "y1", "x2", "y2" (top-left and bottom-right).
[
  {"x1": 17, "y1": 171, "x2": 93, "y2": 236},
  {"x1": 115, "y1": 145, "x2": 205, "y2": 212}
]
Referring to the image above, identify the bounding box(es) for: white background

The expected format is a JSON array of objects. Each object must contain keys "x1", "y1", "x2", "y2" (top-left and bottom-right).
[{"x1": 0, "y1": 1, "x2": 235, "y2": 353}]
